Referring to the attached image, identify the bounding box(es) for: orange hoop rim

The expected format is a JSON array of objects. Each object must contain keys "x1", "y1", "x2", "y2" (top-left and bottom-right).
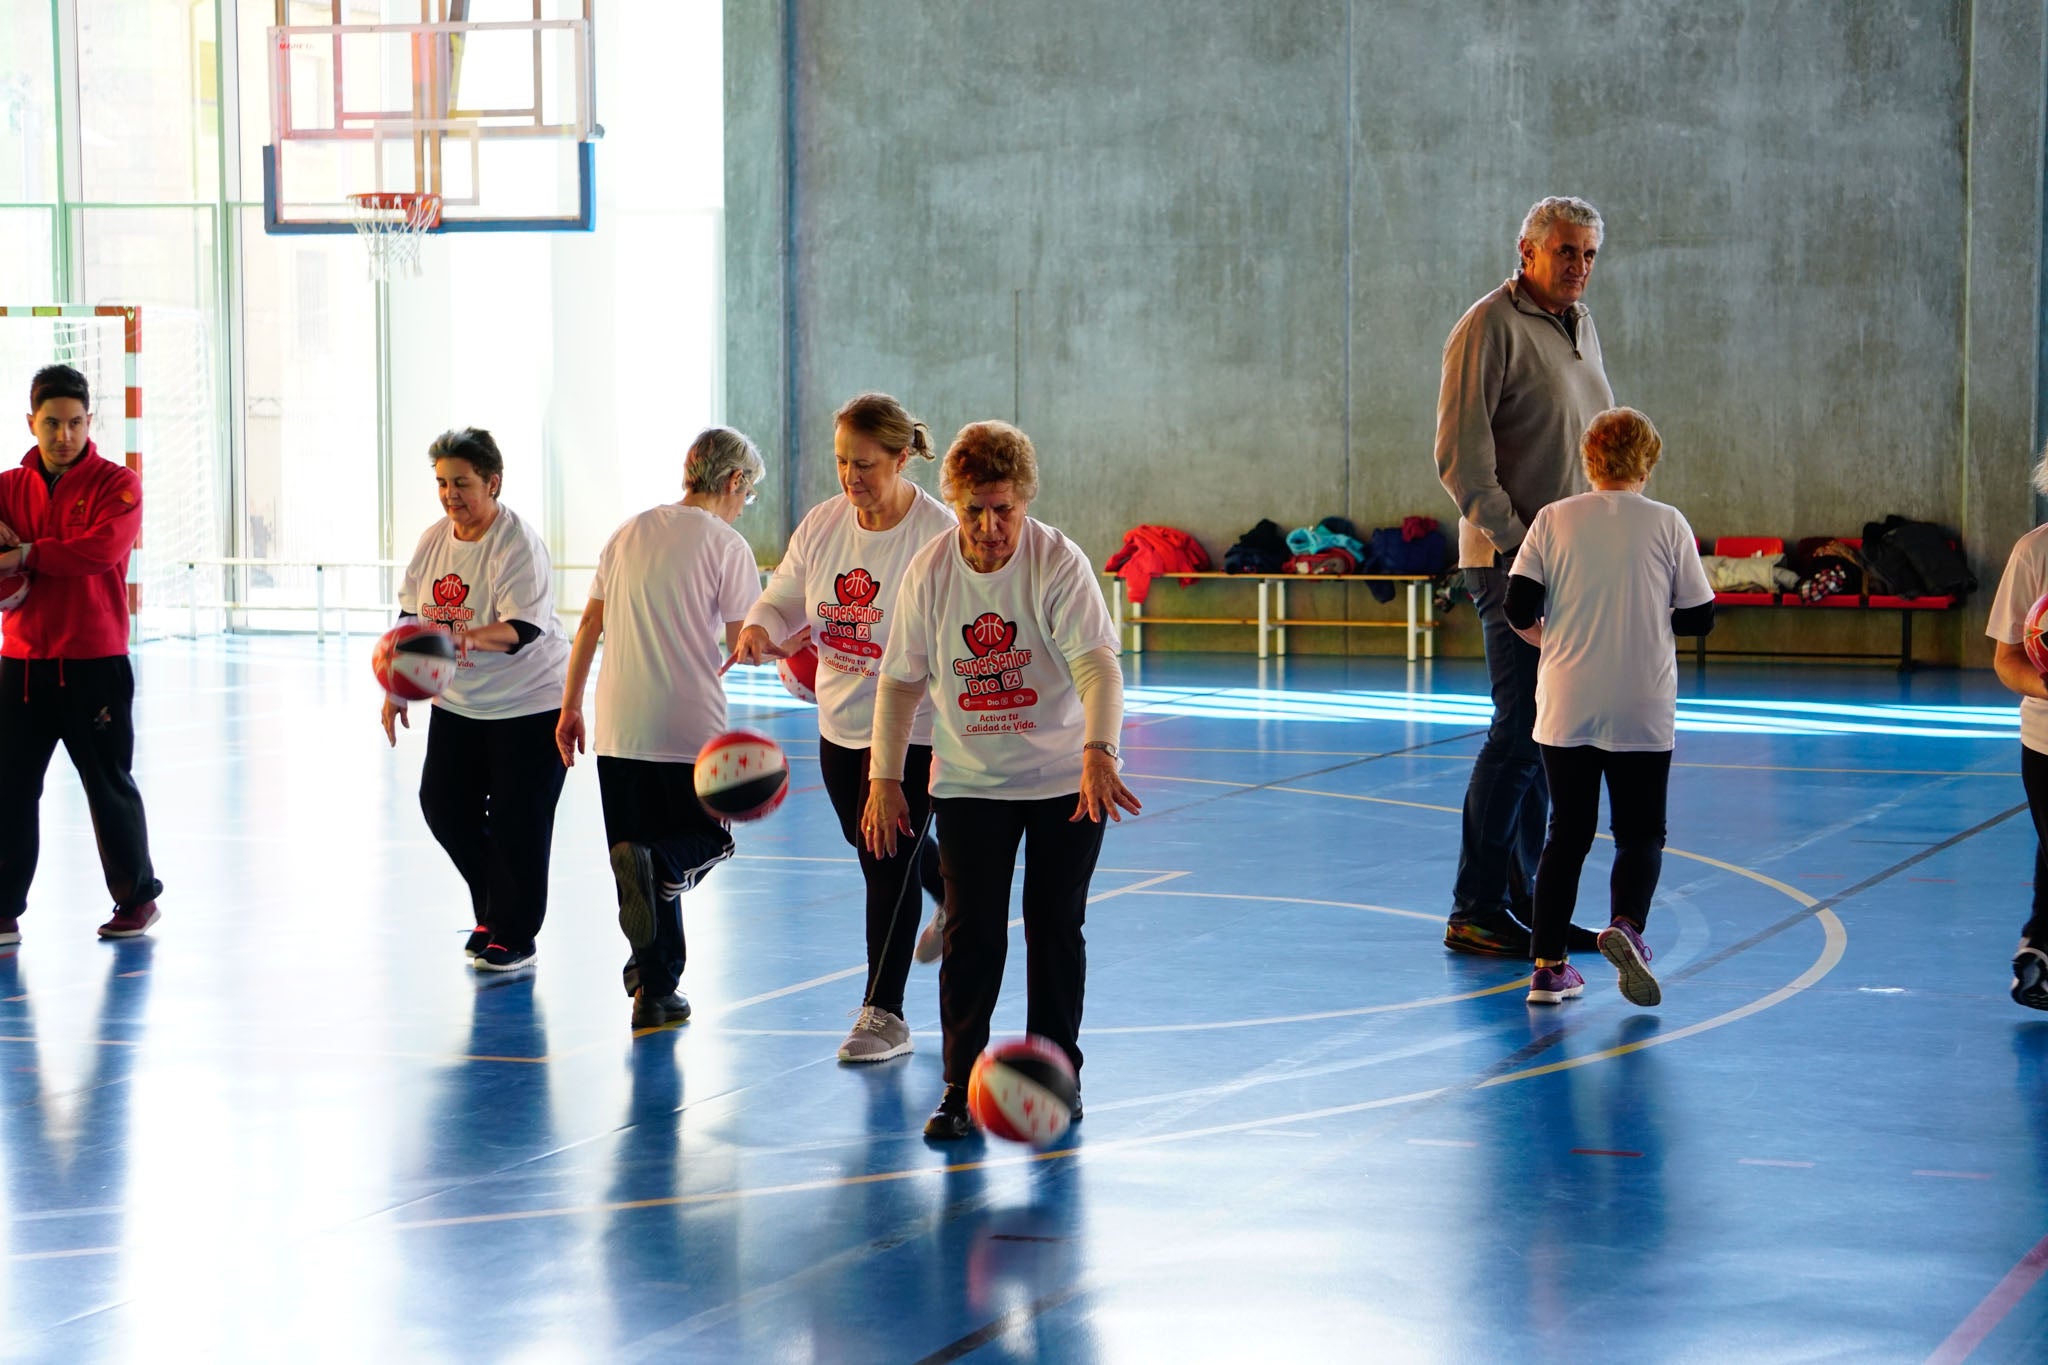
[{"x1": 346, "y1": 191, "x2": 443, "y2": 230}]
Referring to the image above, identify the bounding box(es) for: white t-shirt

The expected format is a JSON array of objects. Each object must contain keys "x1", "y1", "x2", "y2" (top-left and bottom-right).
[
  {"x1": 588, "y1": 503, "x2": 762, "y2": 762},
  {"x1": 746, "y1": 488, "x2": 954, "y2": 749},
  {"x1": 1511, "y1": 490, "x2": 1714, "y2": 752},
  {"x1": 399, "y1": 504, "x2": 570, "y2": 721},
  {"x1": 1986, "y1": 523, "x2": 2048, "y2": 754},
  {"x1": 882, "y1": 517, "x2": 1120, "y2": 801}
]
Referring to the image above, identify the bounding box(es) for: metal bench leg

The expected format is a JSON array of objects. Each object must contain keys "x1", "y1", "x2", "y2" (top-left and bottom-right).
[
  {"x1": 1257, "y1": 579, "x2": 1269, "y2": 659},
  {"x1": 1899, "y1": 612, "x2": 1913, "y2": 673},
  {"x1": 1405, "y1": 581, "x2": 1418, "y2": 662}
]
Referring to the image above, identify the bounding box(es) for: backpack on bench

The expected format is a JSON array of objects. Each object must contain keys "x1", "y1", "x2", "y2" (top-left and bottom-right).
[{"x1": 1859, "y1": 516, "x2": 1975, "y2": 599}]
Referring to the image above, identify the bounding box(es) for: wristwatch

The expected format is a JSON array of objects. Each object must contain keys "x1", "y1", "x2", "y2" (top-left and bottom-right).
[{"x1": 1083, "y1": 740, "x2": 1118, "y2": 759}]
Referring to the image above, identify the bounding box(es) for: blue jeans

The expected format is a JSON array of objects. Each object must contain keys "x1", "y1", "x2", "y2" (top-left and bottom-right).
[{"x1": 1450, "y1": 566, "x2": 1547, "y2": 926}]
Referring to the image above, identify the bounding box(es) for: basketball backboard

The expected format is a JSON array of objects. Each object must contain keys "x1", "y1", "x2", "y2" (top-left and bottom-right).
[{"x1": 263, "y1": 0, "x2": 597, "y2": 235}]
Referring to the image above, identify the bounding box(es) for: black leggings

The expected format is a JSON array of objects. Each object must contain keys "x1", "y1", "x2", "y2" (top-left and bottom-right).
[
  {"x1": 597, "y1": 756, "x2": 737, "y2": 999},
  {"x1": 935, "y1": 794, "x2": 1104, "y2": 1086},
  {"x1": 2023, "y1": 745, "x2": 2048, "y2": 944},
  {"x1": 418, "y1": 705, "x2": 567, "y2": 952},
  {"x1": 816, "y1": 736, "x2": 943, "y2": 1017},
  {"x1": 1531, "y1": 745, "x2": 1672, "y2": 962}
]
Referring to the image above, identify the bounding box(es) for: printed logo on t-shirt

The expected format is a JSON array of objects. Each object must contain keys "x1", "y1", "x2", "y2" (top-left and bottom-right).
[
  {"x1": 816, "y1": 568, "x2": 884, "y2": 661},
  {"x1": 421, "y1": 573, "x2": 478, "y2": 667},
  {"x1": 952, "y1": 611, "x2": 1038, "y2": 725}
]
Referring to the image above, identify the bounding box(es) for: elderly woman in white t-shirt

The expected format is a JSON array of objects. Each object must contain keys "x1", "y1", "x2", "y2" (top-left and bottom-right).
[
  {"x1": 383, "y1": 427, "x2": 572, "y2": 974},
  {"x1": 557, "y1": 427, "x2": 765, "y2": 1032},
  {"x1": 863, "y1": 420, "x2": 1140, "y2": 1140},
  {"x1": 1505, "y1": 407, "x2": 1714, "y2": 1009},
  {"x1": 728, "y1": 392, "x2": 955, "y2": 1065},
  {"x1": 1986, "y1": 446, "x2": 2048, "y2": 1011}
]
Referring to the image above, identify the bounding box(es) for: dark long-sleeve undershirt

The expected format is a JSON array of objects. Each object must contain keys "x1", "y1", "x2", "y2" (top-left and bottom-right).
[{"x1": 1505, "y1": 574, "x2": 1715, "y2": 637}]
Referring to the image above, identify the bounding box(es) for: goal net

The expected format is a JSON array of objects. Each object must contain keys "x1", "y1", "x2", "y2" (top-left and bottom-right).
[{"x1": 0, "y1": 305, "x2": 225, "y2": 639}]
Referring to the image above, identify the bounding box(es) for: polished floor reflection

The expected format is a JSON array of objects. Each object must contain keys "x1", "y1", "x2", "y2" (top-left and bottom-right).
[{"x1": 1, "y1": 637, "x2": 2043, "y2": 1362}]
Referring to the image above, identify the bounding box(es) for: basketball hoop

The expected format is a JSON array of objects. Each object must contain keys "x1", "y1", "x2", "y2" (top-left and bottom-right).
[{"x1": 346, "y1": 192, "x2": 442, "y2": 281}]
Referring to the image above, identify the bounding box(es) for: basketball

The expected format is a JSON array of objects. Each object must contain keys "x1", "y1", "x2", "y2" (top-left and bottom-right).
[
  {"x1": 777, "y1": 639, "x2": 819, "y2": 703},
  {"x1": 693, "y1": 729, "x2": 790, "y2": 822},
  {"x1": 966, "y1": 1035, "x2": 1078, "y2": 1145},
  {"x1": 371, "y1": 621, "x2": 459, "y2": 701},
  {"x1": 2026, "y1": 593, "x2": 2048, "y2": 675},
  {"x1": 0, "y1": 573, "x2": 27, "y2": 613}
]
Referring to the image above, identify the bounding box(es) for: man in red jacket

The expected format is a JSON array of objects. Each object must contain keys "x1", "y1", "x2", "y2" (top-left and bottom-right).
[{"x1": 0, "y1": 364, "x2": 162, "y2": 946}]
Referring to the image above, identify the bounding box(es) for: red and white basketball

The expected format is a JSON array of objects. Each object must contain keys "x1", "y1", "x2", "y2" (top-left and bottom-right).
[
  {"x1": 0, "y1": 573, "x2": 27, "y2": 613},
  {"x1": 371, "y1": 621, "x2": 458, "y2": 701},
  {"x1": 777, "y1": 639, "x2": 819, "y2": 703},
  {"x1": 693, "y1": 729, "x2": 790, "y2": 822},
  {"x1": 967, "y1": 1035, "x2": 1079, "y2": 1145},
  {"x1": 2026, "y1": 593, "x2": 2048, "y2": 676}
]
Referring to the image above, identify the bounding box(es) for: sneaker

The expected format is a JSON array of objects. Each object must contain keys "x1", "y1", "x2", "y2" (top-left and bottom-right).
[
  {"x1": 924, "y1": 1083, "x2": 975, "y2": 1141},
  {"x1": 1445, "y1": 916, "x2": 1531, "y2": 959},
  {"x1": 632, "y1": 988, "x2": 692, "y2": 1030},
  {"x1": 837, "y1": 1006, "x2": 914, "y2": 1063},
  {"x1": 1070, "y1": 1088, "x2": 1083, "y2": 1124},
  {"x1": 2014, "y1": 944, "x2": 2048, "y2": 1012},
  {"x1": 97, "y1": 901, "x2": 159, "y2": 940},
  {"x1": 464, "y1": 926, "x2": 490, "y2": 960},
  {"x1": 0, "y1": 918, "x2": 18, "y2": 947},
  {"x1": 475, "y1": 943, "x2": 537, "y2": 973},
  {"x1": 914, "y1": 908, "x2": 946, "y2": 965},
  {"x1": 1598, "y1": 920, "x2": 1662, "y2": 1007},
  {"x1": 1526, "y1": 961, "x2": 1586, "y2": 1005},
  {"x1": 611, "y1": 842, "x2": 657, "y2": 951}
]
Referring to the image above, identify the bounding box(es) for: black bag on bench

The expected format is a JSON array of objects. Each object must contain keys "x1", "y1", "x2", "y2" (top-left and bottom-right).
[{"x1": 1859, "y1": 516, "x2": 1975, "y2": 599}]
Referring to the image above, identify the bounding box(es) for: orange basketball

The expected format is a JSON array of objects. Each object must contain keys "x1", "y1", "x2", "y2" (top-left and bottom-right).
[{"x1": 2026, "y1": 593, "x2": 2048, "y2": 676}]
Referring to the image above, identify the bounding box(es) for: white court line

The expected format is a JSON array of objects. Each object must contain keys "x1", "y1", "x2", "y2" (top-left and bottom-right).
[{"x1": 709, "y1": 871, "x2": 1189, "y2": 1017}]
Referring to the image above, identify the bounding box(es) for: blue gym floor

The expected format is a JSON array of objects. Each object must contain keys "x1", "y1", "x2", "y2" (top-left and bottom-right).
[{"x1": 2, "y1": 637, "x2": 2044, "y2": 1362}]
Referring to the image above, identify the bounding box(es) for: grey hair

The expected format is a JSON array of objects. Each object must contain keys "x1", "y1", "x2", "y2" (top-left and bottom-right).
[
  {"x1": 2034, "y1": 441, "x2": 2048, "y2": 498},
  {"x1": 1519, "y1": 195, "x2": 1604, "y2": 250},
  {"x1": 683, "y1": 426, "x2": 767, "y2": 496}
]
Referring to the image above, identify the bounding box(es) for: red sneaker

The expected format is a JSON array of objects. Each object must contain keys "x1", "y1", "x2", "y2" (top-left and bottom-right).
[{"x1": 97, "y1": 901, "x2": 160, "y2": 939}]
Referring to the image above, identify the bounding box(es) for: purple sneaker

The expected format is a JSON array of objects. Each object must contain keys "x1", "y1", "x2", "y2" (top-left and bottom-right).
[
  {"x1": 1526, "y1": 961, "x2": 1585, "y2": 1005},
  {"x1": 1598, "y1": 920, "x2": 1662, "y2": 1007}
]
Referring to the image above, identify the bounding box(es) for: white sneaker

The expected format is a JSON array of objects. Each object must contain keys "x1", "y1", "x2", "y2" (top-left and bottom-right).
[
  {"x1": 913, "y1": 908, "x2": 946, "y2": 965},
  {"x1": 837, "y1": 1006, "x2": 913, "y2": 1063}
]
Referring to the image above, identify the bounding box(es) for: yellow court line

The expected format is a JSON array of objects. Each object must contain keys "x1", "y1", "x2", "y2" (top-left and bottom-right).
[{"x1": 1119, "y1": 888, "x2": 1440, "y2": 924}]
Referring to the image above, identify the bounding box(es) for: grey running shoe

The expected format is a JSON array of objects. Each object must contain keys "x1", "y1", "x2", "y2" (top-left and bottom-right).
[
  {"x1": 837, "y1": 1006, "x2": 913, "y2": 1063},
  {"x1": 914, "y1": 908, "x2": 946, "y2": 965},
  {"x1": 632, "y1": 988, "x2": 691, "y2": 1030},
  {"x1": 611, "y1": 842, "x2": 657, "y2": 951}
]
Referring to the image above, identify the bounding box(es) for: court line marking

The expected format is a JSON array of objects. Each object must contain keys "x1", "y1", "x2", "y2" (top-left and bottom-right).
[
  {"x1": 1927, "y1": 1230, "x2": 2048, "y2": 1364},
  {"x1": 1738, "y1": 1158, "x2": 1815, "y2": 1169},
  {"x1": 1126, "y1": 743, "x2": 2018, "y2": 778}
]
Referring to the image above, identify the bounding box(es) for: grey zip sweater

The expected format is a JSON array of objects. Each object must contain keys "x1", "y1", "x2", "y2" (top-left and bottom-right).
[{"x1": 1434, "y1": 275, "x2": 1614, "y2": 568}]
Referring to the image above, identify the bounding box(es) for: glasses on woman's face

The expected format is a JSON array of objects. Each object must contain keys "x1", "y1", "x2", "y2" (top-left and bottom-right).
[{"x1": 743, "y1": 480, "x2": 759, "y2": 507}]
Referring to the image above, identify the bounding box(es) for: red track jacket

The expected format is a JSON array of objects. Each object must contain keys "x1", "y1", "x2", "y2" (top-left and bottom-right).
[
  {"x1": 1104, "y1": 524, "x2": 1212, "y2": 605},
  {"x1": 0, "y1": 442, "x2": 141, "y2": 660}
]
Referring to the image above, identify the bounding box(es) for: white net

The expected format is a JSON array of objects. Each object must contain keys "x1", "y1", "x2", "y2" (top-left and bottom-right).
[
  {"x1": 347, "y1": 193, "x2": 442, "y2": 282},
  {"x1": 0, "y1": 307, "x2": 225, "y2": 639}
]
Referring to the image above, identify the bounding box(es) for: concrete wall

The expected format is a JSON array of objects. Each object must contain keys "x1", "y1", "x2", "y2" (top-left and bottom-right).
[{"x1": 727, "y1": 0, "x2": 2046, "y2": 663}]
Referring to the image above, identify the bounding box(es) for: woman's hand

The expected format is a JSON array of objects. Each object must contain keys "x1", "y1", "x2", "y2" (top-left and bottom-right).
[
  {"x1": 1510, "y1": 620, "x2": 1543, "y2": 649},
  {"x1": 862, "y1": 779, "x2": 912, "y2": 858},
  {"x1": 556, "y1": 708, "x2": 587, "y2": 768},
  {"x1": 721, "y1": 623, "x2": 786, "y2": 674},
  {"x1": 381, "y1": 695, "x2": 409, "y2": 747},
  {"x1": 1073, "y1": 748, "x2": 1142, "y2": 824}
]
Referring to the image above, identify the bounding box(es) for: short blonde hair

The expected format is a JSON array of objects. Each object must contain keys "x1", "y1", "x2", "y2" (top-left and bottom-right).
[
  {"x1": 1582, "y1": 407, "x2": 1661, "y2": 484},
  {"x1": 941, "y1": 420, "x2": 1039, "y2": 504},
  {"x1": 835, "y1": 391, "x2": 935, "y2": 461}
]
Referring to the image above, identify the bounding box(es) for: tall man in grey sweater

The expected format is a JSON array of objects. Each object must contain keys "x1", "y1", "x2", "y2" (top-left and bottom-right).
[{"x1": 1434, "y1": 196, "x2": 1614, "y2": 958}]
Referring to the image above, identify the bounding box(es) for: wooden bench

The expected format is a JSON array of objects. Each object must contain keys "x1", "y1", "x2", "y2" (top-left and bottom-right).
[
  {"x1": 1697, "y1": 535, "x2": 1962, "y2": 672},
  {"x1": 1102, "y1": 571, "x2": 1440, "y2": 661}
]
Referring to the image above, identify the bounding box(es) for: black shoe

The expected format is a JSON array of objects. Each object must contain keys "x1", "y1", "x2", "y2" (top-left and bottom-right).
[
  {"x1": 1444, "y1": 916, "x2": 1532, "y2": 959},
  {"x1": 924, "y1": 1084, "x2": 975, "y2": 1140},
  {"x1": 464, "y1": 926, "x2": 489, "y2": 960},
  {"x1": 1565, "y1": 923, "x2": 1602, "y2": 955},
  {"x1": 475, "y1": 942, "x2": 536, "y2": 973},
  {"x1": 611, "y1": 842, "x2": 658, "y2": 951},
  {"x1": 632, "y1": 988, "x2": 691, "y2": 1030},
  {"x1": 1069, "y1": 1088, "x2": 1082, "y2": 1124},
  {"x1": 2014, "y1": 944, "x2": 2048, "y2": 1011}
]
